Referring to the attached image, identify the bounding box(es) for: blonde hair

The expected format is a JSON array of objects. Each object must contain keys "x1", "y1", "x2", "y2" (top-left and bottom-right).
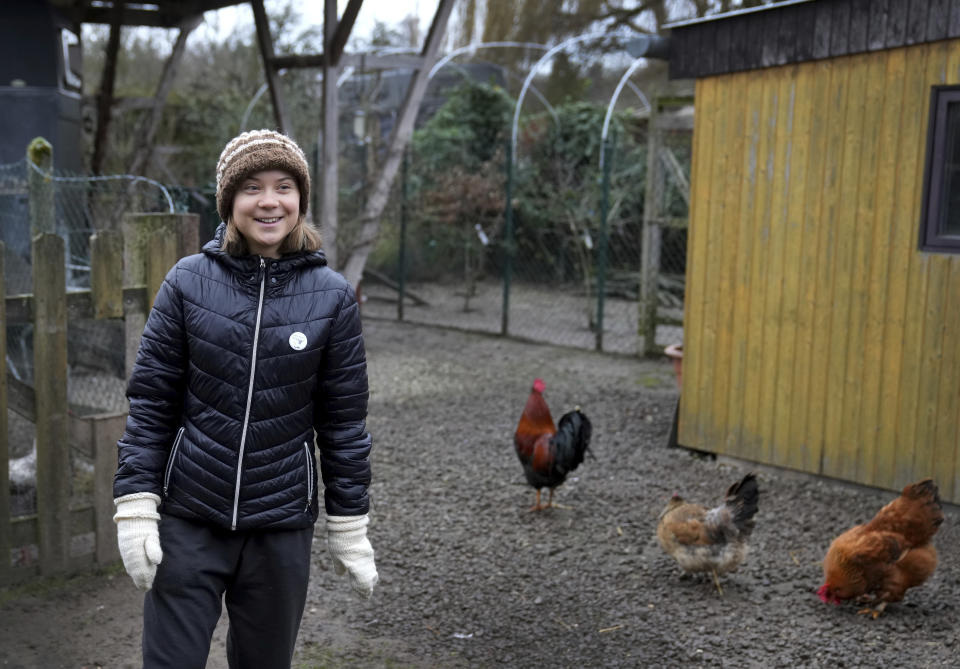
[{"x1": 222, "y1": 216, "x2": 323, "y2": 256}]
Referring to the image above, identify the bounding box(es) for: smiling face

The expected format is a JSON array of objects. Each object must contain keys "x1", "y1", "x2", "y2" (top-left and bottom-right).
[{"x1": 230, "y1": 169, "x2": 300, "y2": 258}]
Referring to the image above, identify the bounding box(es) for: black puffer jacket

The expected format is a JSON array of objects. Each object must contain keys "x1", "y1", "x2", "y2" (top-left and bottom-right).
[{"x1": 114, "y1": 223, "x2": 371, "y2": 531}]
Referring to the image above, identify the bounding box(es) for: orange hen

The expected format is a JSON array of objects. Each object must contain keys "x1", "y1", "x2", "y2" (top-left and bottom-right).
[{"x1": 818, "y1": 478, "x2": 944, "y2": 618}]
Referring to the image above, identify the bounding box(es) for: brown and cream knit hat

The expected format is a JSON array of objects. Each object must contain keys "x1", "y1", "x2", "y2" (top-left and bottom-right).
[{"x1": 215, "y1": 129, "x2": 311, "y2": 222}]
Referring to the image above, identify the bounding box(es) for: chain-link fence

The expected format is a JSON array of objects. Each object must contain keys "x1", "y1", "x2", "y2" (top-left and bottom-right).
[
  {"x1": 361, "y1": 100, "x2": 691, "y2": 357},
  {"x1": 3, "y1": 157, "x2": 186, "y2": 516},
  {"x1": 0, "y1": 158, "x2": 184, "y2": 291}
]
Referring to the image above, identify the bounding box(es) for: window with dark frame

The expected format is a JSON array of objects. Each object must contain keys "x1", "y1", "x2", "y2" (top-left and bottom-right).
[{"x1": 920, "y1": 85, "x2": 960, "y2": 253}]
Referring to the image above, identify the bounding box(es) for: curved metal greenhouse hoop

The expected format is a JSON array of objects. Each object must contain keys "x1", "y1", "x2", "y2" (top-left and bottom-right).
[
  {"x1": 428, "y1": 42, "x2": 559, "y2": 125},
  {"x1": 428, "y1": 41, "x2": 549, "y2": 78},
  {"x1": 600, "y1": 57, "x2": 651, "y2": 171},
  {"x1": 510, "y1": 32, "x2": 613, "y2": 164}
]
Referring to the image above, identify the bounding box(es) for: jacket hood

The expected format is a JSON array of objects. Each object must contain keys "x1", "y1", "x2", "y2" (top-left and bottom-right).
[{"x1": 202, "y1": 222, "x2": 327, "y2": 274}]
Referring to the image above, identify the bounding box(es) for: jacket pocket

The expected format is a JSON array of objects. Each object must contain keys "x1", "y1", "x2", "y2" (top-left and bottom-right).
[
  {"x1": 303, "y1": 441, "x2": 314, "y2": 511},
  {"x1": 163, "y1": 427, "x2": 186, "y2": 496}
]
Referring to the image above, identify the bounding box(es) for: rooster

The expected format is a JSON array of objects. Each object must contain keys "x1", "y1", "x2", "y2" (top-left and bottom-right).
[
  {"x1": 817, "y1": 478, "x2": 943, "y2": 618},
  {"x1": 514, "y1": 378, "x2": 592, "y2": 511},
  {"x1": 656, "y1": 473, "x2": 760, "y2": 595}
]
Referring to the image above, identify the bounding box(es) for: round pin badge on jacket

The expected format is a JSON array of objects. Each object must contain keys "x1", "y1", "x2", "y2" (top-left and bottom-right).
[{"x1": 289, "y1": 332, "x2": 307, "y2": 350}]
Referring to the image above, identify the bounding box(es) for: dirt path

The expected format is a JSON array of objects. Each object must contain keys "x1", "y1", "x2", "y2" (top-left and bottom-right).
[{"x1": 1, "y1": 318, "x2": 957, "y2": 668}]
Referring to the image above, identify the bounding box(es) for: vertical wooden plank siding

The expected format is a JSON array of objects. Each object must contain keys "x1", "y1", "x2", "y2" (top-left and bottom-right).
[
  {"x1": 858, "y1": 48, "x2": 907, "y2": 487},
  {"x1": 762, "y1": 70, "x2": 796, "y2": 466},
  {"x1": 711, "y1": 71, "x2": 747, "y2": 450},
  {"x1": 788, "y1": 60, "x2": 831, "y2": 474},
  {"x1": 911, "y1": 41, "x2": 952, "y2": 486},
  {"x1": 758, "y1": 72, "x2": 793, "y2": 465},
  {"x1": 725, "y1": 72, "x2": 765, "y2": 456},
  {"x1": 839, "y1": 51, "x2": 887, "y2": 484},
  {"x1": 677, "y1": 77, "x2": 715, "y2": 447},
  {"x1": 774, "y1": 65, "x2": 814, "y2": 472},
  {"x1": 805, "y1": 61, "x2": 850, "y2": 475},
  {"x1": 938, "y1": 39, "x2": 960, "y2": 502},
  {"x1": 738, "y1": 67, "x2": 777, "y2": 460},
  {"x1": 876, "y1": 44, "x2": 929, "y2": 491},
  {"x1": 700, "y1": 75, "x2": 737, "y2": 449},
  {"x1": 894, "y1": 43, "x2": 937, "y2": 489},
  {"x1": 680, "y1": 39, "x2": 960, "y2": 503},
  {"x1": 821, "y1": 52, "x2": 868, "y2": 481}
]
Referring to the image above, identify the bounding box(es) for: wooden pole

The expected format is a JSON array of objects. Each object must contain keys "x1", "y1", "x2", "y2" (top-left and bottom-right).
[
  {"x1": 92, "y1": 413, "x2": 126, "y2": 564},
  {"x1": 32, "y1": 233, "x2": 71, "y2": 575},
  {"x1": 0, "y1": 243, "x2": 10, "y2": 583},
  {"x1": 321, "y1": 0, "x2": 340, "y2": 267},
  {"x1": 251, "y1": 0, "x2": 291, "y2": 134},
  {"x1": 126, "y1": 14, "x2": 202, "y2": 177},
  {"x1": 90, "y1": 230, "x2": 124, "y2": 319},
  {"x1": 341, "y1": 0, "x2": 457, "y2": 289},
  {"x1": 640, "y1": 101, "x2": 665, "y2": 356},
  {"x1": 91, "y1": 0, "x2": 124, "y2": 178},
  {"x1": 122, "y1": 213, "x2": 198, "y2": 377},
  {"x1": 27, "y1": 138, "x2": 55, "y2": 237}
]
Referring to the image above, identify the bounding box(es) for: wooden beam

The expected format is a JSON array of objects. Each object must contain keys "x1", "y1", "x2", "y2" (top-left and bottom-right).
[
  {"x1": 341, "y1": 0, "x2": 457, "y2": 288},
  {"x1": 343, "y1": 52, "x2": 426, "y2": 70},
  {"x1": 271, "y1": 52, "x2": 426, "y2": 70},
  {"x1": 91, "y1": 0, "x2": 124, "y2": 177},
  {"x1": 127, "y1": 14, "x2": 202, "y2": 177},
  {"x1": 329, "y1": 0, "x2": 363, "y2": 65},
  {"x1": 321, "y1": 0, "x2": 340, "y2": 267},
  {"x1": 5, "y1": 286, "x2": 149, "y2": 324},
  {"x1": 32, "y1": 234, "x2": 70, "y2": 575},
  {"x1": 251, "y1": 0, "x2": 291, "y2": 134},
  {"x1": 74, "y1": 7, "x2": 178, "y2": 28}
]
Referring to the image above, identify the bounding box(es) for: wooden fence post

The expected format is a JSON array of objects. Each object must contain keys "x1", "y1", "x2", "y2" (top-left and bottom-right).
[
  {"x1": 122, "y1": 213, "x2": 199, "y2": 378},
  {"x1": 27, "y1": 138, "x2": 55, "y2": 237},
  {"x1": 640, "y1": 101, "x2": 664, "y2": 357},
  {"x1": 0, "y1": 242, "x2": 10, "y2": 582},
  {"x1": 32, "y1": 233, "x2": 71, "y2": 575},
  {"x1": 90, "y1": 230, "x2": 124, "y2": 319},
  {"x1": 92, "y1": 413, "x2": 126, "y2": 564}
]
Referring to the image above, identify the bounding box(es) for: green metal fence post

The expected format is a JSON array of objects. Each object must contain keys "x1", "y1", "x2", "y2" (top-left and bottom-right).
[
  {"x1": 398, "y1": 147, "x2": 409, "y2": 321},
  {"x1": 595, "y1": 134, "x2": 613, "y2": 351},
  {"x1": 502, "y1": 137, "x2": 514, "y2": 336}
]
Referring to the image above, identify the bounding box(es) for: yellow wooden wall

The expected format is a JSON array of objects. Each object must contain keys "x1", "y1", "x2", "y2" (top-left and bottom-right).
[{"x1": 679, "y1": 39, "x2": 960, "y2": 504}]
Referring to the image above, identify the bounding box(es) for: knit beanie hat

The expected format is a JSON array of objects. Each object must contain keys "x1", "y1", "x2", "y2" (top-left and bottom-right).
[{"x1": 215, "y1": 129, "x2": 311, "y2": 223}]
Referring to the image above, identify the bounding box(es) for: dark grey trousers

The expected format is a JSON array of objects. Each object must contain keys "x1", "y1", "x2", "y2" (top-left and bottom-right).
[{"x1": 142, "y1": 513, "x2": 314, "y2": 669}]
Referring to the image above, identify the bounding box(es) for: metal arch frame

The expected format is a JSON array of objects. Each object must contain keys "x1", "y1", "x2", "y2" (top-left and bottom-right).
[
  {"x1": 600, "y1": 57, "x2": 651, "y2": 171},
  {"x1": 511, "y1": 32, "x2": 625, "y2": 164}
]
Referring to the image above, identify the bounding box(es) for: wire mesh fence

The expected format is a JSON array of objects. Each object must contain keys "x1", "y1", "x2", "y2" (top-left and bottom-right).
[
  {"x1": 0, "y1": 157, "x2": 183, "y2": 292},
  {"x1": 361, "y1": 102, "x2": 691, "y2": 357},
  {"x1": 2, "y1": 157, "x2": 184, "y2": 515}
]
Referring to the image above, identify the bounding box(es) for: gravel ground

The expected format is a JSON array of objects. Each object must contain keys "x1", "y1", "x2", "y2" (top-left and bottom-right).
[{"x1": 1, "y1": 317, "x2": 958, "y2": 668}]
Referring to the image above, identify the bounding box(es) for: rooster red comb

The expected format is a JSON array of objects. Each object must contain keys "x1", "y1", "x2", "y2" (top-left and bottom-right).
[{"x1": 532, "y1": 378, "x2": 546, "y2": 393}]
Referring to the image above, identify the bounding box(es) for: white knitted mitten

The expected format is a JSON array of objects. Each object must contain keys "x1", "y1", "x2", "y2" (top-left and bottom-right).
[
  {"x1": 113, "y1": 493, "x2": 163, "y2": 590},
  {"x1": 326, "y1": 514, "x2": 379, "y2": 599}
]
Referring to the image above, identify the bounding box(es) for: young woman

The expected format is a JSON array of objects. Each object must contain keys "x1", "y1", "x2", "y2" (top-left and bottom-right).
[{"x1": 112, "y1": 129, "x2": 377, "y2": 668}]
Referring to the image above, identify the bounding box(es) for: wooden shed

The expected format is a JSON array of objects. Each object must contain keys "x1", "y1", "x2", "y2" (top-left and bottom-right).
[{"x1": 666, "y1": 0, "x2": 960, "y2": 503}]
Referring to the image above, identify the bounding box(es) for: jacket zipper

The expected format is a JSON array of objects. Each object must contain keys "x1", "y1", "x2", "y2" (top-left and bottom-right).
[
  {"x1": 303, "y1": 441, "x2": 313, "y2": 510},
  {"x1": 232, "y1": 256, "x2": 266, "y2": 530},
  {"x1": 162, "y1": 427, "x2": 186, "y2": 496}
]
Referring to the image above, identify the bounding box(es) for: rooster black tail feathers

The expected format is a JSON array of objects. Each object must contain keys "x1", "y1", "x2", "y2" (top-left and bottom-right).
[
  {"x1": 555, "y1": 409, "x2": 593, "y2": 471},
  {"x1": 726, "y1": 473, "x2": 760, "y2": 534}
]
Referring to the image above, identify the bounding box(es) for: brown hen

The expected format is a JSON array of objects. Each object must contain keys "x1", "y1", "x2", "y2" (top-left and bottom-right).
[{"x1": 818, "y1": 478, "x2": 943, "y2": 618}]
